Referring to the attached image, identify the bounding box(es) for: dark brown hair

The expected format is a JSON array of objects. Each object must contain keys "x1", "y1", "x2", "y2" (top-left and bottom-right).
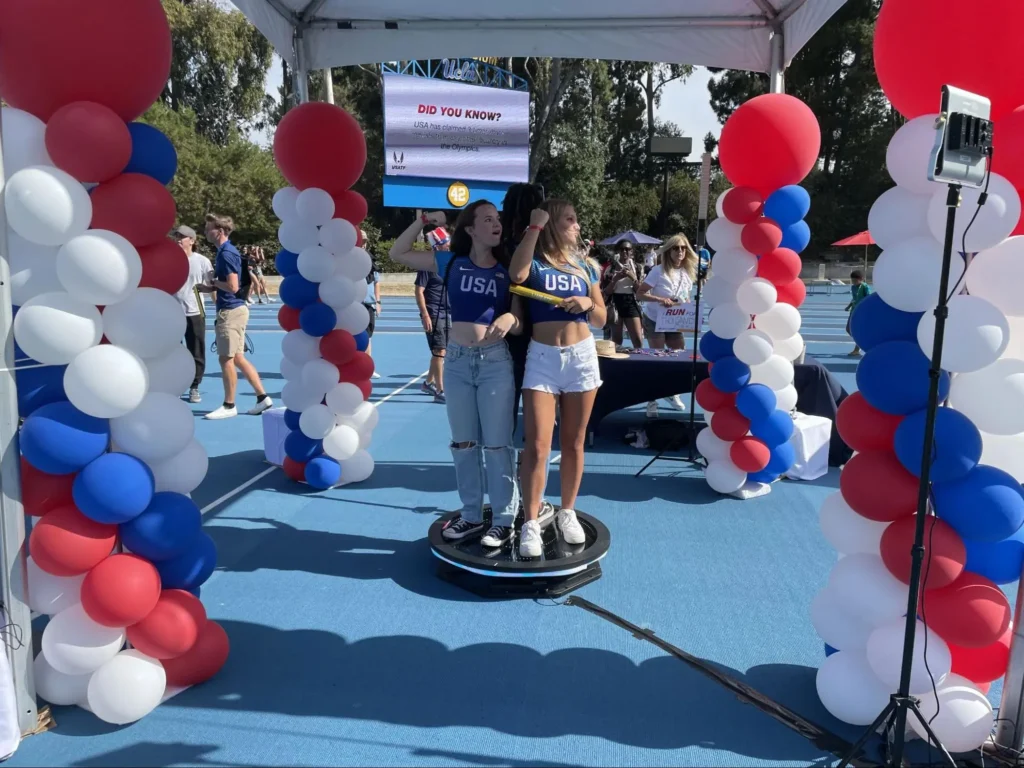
[{"x1": 449, "y1": 200, "x2": 509, "y2": 267}]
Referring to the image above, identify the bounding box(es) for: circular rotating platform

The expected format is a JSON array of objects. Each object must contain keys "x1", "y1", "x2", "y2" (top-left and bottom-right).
[{"x1": 428, "y1": 506, "x2": 610, "y2": 598}]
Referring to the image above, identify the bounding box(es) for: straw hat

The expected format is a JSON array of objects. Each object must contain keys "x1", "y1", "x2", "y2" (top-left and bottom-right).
[{"x1": 595, "y1": 339, "x2": 629, "y2": 359}]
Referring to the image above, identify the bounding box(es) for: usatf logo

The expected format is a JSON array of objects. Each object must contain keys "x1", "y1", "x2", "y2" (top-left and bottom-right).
[{"x1": 391, "y1": 151, "x2": 406, "y2": 171}]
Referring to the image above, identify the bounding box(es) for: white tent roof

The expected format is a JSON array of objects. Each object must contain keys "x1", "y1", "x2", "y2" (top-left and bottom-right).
[{"x1": 233, "y1": 0, "x2": 847, "y2": 74}]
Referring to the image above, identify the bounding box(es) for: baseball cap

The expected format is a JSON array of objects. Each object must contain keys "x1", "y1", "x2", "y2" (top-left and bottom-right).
[{"x1": 172, "y1": 225, "x2": 197, "y2": 239}]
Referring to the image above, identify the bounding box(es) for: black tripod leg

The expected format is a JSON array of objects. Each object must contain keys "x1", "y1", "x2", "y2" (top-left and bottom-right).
[
  {"x1": 835, "y1": 701, "x2": 896, "y2": 768},
  {"x1": 906, "y1": 701, "x2": 958, "y2": 768},
  {"x1": 635, "y1": 452, "x2": 663, "y2": 478}
]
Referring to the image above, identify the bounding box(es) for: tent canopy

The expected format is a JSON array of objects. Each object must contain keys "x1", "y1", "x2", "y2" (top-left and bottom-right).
[{"x1": 233, "y1": 0, "x2": 847, "y2": 75}]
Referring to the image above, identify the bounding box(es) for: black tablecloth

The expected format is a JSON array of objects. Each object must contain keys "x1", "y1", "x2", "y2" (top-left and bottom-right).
[{"x1": 592, "y1": 353, "x2": 852, "y2": 466}]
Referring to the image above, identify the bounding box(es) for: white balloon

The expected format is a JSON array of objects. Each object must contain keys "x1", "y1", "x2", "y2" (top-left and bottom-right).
[
  {"x1": 967, "y1": 236, "x2": 1024, "y2": 317},
  {"x1": 886, "y1": 115, "x2": 943, "y2": 194},
  {"x1": 336, "y1": 302, "x2": 370, "y2": 334},
  {"x1": 146, "y1": 439, "x2": 208, "y2": 495},
  {"x1": 319, "y1": 218, "x2": 358, "y2": 256},
  {"x1": 86, "y1": 649, "x2": 166, "y2": 725},
  {"x1": 819, "y1": 492, "x2": 888, "y2": 555},
  {"x1": 828, "y1": 553, "x2": 908, "y2": 629},
  {"x1": 64, "y1": 345, "x2": 149, "y2": 418},
  {"x1": 701, "y1": 275, "x2": 739, "y2": 308},
  {"x1": 281, "y1": 380, "x2": 323, "y2": 412},
  {"x1": 707, "y1": 248, "x2": 757, "y2": 284},
  {"x1": 1005, "y1": 315, "x2": 1024, "y2": 360},
  {"x1": 868, "y1": 186, "x2": 933, "y2": 251},
  {"x1": 272, "y1": 187, "x2": 300, "y2": 222},
  {"x1": 102, "y1": 288, "x2": 187, "y2": 360},
  {"x1": 14, "y1": 291, "x2": 102, "y2": 365},
  {"x1": 735, "y1": 278, "x2": 777, "y2": 316},
  {"x1": 340, "y1": 449, "x2": 375, "y2": 483},
  {"x1": 708, "y1": 303, "x2": 750, "y2": 339},
  {"x1": 872, "y1": 236, "x2": 965, "y2": 313},
  {"x1": 928, "y1": 173, "x2": 1021, "y2": 253},
  {"x1": 1, "y1": 108, "x2": 51, "y2": 175},
  {"x1": 324, "y1": 424, "x2": 360, "y2": 461},
  {"x1": 110, "y1": 392, "x2": 195, "y2": 463},
  {"x1": 817, "y1": 651, "x2": 894, "y2": 726},
  {"x1": 346, "y1": 401, "x2": 379, "y2": 435},
  {"x1": 326, "y1": 382, "x2": 366, "y2": 415},
  {"x1": 910, "y1": 674, "x2": 995, "y2": 753},
  {"x1": 297, "y1": 245, "x2": 336, "y2": 283},
  {"x1": 319, "y1": 275, "x2": 359, "y2": 309},
  {"x1": 715, "y1": 190, "x2": 730, "y2": 218},
  {"x1": 34, "y1": 652, "x2": 90, "y2": 706},
  {"x1": 56, "y1": 230, "x2": 142, "y2": 306},
  {"x1": 705, "y1": 459, "x2": 747, "y2": 494},
  {"x1": 144, "y1": 345, "x2": 196, "y2": 396},
  {"x1": 749, "y1": 355, "x2": 794, "y2": 391},
  {"x1": 695, "y1": 427, "x2": 731, "y2": 462},
  {"x1": 705, "y1": 218, "x2": 743, "y2": 252},
  {"x1": 299, "y1": 404, "x2": 337, "y2": 439},
  {"x1": 280, "y1": 355, "x2": 304, "y2": 381},
  {"x1": 980, "y1": 430, "x2": 1024, "y2": 481},
  {"x1": 753, "y1": 302, "x2": 802, "y2": 341},
  {"x1": 775, "y1": 384, "x2": 798, "y2": 412},
  {"x1": 281, "y1": 329, "x2": 322, "y2": 364},
  {"x1": 26, "y1": 558, "x2": 83, "y2": 616},
  {"x1": 773, "y1": 333, "x2": 805, "y2": 362},
  {"x1": 302, "y1": 358, "x2": 340, "y2": 395},
  {"x1": 917, "y1": 294, "x2": 1008, "y2": 373},
  {"x1": 8, "y1": 230, "x2": 61, "y2": 306},
  {"x1": 5, "y1": 166, "x2": 92, "y2": 246},
  {"x1": 335, "y1": 247, "x2": 373, "y2": 283},
  {"x1": 950, "y1": 358, "x2": 1024, "y2": 435},
  {"x1": 732, "y1": 329, "x2": 774, "y2": 366},
  {"x1": 295, "y1": 188, "x2": 335, "y2": 227},
  {"x1": 359, "y1": 431, "x2": 372, "y2": 450},
  {"x1": 41, "y1": 604, "x2": 124, "y2": 676},
  {"x1": 278, "y1": 219, "x2": 320, "y2": 254},
  {"x1": 810, "y1": 587, "x2": 873, "y2": 651},
  {"x1": 867, "y1": 618, "x2": 951, "y2": 695}
]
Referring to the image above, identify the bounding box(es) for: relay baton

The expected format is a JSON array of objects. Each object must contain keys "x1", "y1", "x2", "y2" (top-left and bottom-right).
[{"x1": 510, "y1": 284, "x2": 563, "y2": 306}]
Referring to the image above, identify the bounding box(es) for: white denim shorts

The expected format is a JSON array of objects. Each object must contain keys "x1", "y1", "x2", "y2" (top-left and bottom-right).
[{"x1": 523, "y1": 336, "x2": 603, "y2": 395}]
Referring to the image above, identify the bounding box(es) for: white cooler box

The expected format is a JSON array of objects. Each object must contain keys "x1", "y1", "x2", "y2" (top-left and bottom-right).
[
  {"x1": 262, "y1": 407, "x2": 289, "y2": 466},
  {"x1": 784, "y1": 412, "x2": 832, "y2": 481}
]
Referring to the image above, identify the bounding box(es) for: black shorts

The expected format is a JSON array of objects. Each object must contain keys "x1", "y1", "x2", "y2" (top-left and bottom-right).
[
  {"x1": 612, "y1": 292, "x2": 642, "y2": 319},
  {"x1": 426, "y1": 317, "x2": 449, "y2": 355},
  {"x1": 364, "y1": 305, "x2": 376, "y2": 337}
]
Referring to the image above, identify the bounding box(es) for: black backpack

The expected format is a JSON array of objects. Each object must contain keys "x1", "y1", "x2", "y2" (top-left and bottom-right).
[{"x1": 235, "y1": 252, "x2": 253, "y2": 301}]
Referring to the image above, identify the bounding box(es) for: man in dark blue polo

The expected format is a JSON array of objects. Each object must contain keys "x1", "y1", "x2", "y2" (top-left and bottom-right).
[{"x1": 203, "y1": 213, "x2": 272, "y2": 420}]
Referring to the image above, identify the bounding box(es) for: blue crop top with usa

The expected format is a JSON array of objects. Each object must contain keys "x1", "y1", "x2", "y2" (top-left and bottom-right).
[
  {"x1": 525, "y1": 256, "x2": 592, "y2": 323},
  {"x1": 435, "y1": 251, "x2": 511, "y2": 326}
]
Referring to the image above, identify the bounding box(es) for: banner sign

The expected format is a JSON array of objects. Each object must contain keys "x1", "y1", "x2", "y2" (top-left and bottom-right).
[
  {"x1": 382, "y1": 73, "x2": 530, "y2": 184},
  {"x1": 655, "y1": 304, "x2": 701, "y2": 333}
]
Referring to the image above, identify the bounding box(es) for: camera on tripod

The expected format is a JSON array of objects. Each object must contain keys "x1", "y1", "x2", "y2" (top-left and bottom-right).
[{"x1": 929, "y1": 85, "x2": 994, "y2": 188}]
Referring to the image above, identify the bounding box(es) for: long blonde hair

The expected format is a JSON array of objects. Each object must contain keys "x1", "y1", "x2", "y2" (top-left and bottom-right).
[
  {"x1": 536, "y1": 199, "x2": 592, "y2": 283},
  {"x1": 658, "y1": 234, "x2": 699, "y2": 283}
]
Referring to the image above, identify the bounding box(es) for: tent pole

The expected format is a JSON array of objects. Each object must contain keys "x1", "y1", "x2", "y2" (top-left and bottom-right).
[
  {"x1": 768, "y1": 30, "x2": 785, "y2": 94},
  {"x1": 291, "y1": 28, "x2": 310, "y2": 105},
  {"x1": 323, "y1": 68, "x2": 335, "y2": 104}
]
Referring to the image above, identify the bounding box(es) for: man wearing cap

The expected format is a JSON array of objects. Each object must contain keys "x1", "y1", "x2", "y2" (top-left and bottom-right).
[{"x1": 172, "y1": 225, "x2": 213, "y2": 404}]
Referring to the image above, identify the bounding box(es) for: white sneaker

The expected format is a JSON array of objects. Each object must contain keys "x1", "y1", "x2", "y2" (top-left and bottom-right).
[
  {"x1": 556, "y1": 508, "x2": 586, "y2": 545},
  {"x1": 205, "y1": 405, "x2": 238, "y2": 420},
  {"x1": 665, "y1": 395, "x2": 687, "y2": 411},
  {"x1": 646, "y1": 401, "x2": 659, "y2": 418},
  {"x1": 518, "y1": 520, "x2": 543, "y2": 558},
  {"x1": 371, "y1": 372, "x2": 381, "y2": 379},
  {"x1": 248, "y1": 397, "x2": 273, "y2": 415}
]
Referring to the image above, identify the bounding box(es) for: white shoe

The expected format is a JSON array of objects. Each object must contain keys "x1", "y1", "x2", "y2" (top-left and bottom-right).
[
  {"x1": 248, "y1": 397, "x2": 273, "y2": 415},
  {"x1": 518, "y1": 520, "x2": 543, "y2": 558},
  {"x1": 665, "y1": 395, "x2": 687, "y2": 411},
  {"x1": 556, "y1": 508, "x2": 586, "y2": 545},
  {"x1": 371, "y1": 372, "x2": 381, "y2": 379},
  {"x1": 646, "y1": 401, "x2": 659, "y2": 419},
  {"x1": 205, "y1": 405, "x2": 238, "y2": 420}
]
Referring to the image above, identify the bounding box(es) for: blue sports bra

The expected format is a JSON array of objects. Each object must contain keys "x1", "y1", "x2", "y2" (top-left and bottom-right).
[
  {"x1": 525, "y1": 256, "x2": 594, "y2": 323},
  {"x1": 435, "y1": 251, "x2": 510, "y2": 326}
]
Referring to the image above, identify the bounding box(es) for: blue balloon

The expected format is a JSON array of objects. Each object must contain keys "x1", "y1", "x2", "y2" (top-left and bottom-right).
[
  {"x1": 73, "y1": 453, "x2": 154, "y2": 524},
  {"x1": 155, "y1": 531, "x2": 217, "y2": 591},
  {"x1": 765, "y1": 441, "x2": 797, "y2": 476},
  {"x1": 825, "y1": 644, "x2": 838, "y2": 657},
  {"x1": 736, "y1": 384, "x2": 777, "y2": 422},
  {"x1": 189, "y1": 586, "x2": 202, "y2": 598},
  {"x1": 849, "y1": 294, "x2": 923, "y2": 352},
  {"x1": 751, "y1": 410, "x2": 795, "y2": 446},
  {"x1": 20, "y1": 401, "x2": 109, "y2": 475},
  {"x1": 353, "y1": 331, "x2": 370, "y2": 352},
  {"x1": 305, "y1": 456, "x2": 342, "y2": 489},
  {"x1": 284, "y1": 409, "x2": 302, "y2": 431},
  {"x1": 764, "y1": 186, "x2": 811, "y2": 227},
  {"x1": 779, "y1": 220, "x2": 811, "y2": 253},
  {"x1": 748, "y1": 468, "x2": 778, "y2": 483},
  {"x1": 699, "y1": 332, "x2": 734, "y2": 362},
  {"x1": 964, "y1": 531, "x2": 1024, "y2": 585},
  {"x1": 299, "y1": 302, "x2": 337, "y2": 337},
  {"x1": 934, "y1": 465, "x2": 1024, "y2": 543},
  {"x1": 120, "y1": 492, "x2": 203, "y2": 561},
  {"x1": 284, "y1": 429, "x2": 322, "y2": 463},
  {"x1": 856, "y1": 340, "x2": 951, "y2": 416},
  {"x1": 275, "y1": 249, "x2": 299, "y2": 278},
  {"x1": 279, "y1": 275, "x2": 320, "y2": 309},
  {"x1": 124, "y1": 123, "x2": 177, "y2": 185},
  {"x1": 15, "y1": 361, "x2": 67, "y2": 417},
  {"x1": 894, "y1": 407, "x2": 982, "y2": 483},
  {"x1": 709, "y1": 356, "x2": 751, "y2": 393}
]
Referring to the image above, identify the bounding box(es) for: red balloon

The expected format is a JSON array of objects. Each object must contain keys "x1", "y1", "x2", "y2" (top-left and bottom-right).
[
  {"x1": 840, "y1": 451, "x2": 918, "y2": 522},
  {"x1": 20, "y1": 458, "x2": 74, "y2": 517},
  {"x1": 950, "y1": 627, "x2": 1012, "y2": 684},
  {"x1": 740, "y1": 219, "x2": 783, "y2": 256},
  {"x1": 354, "y1": 379, "x2": 373, "y2": 401},
  {"x1": 90, "y1": 174, "x2": 177, "y2": 248},
  {"x1": 836, "y1": 392, "x2": 904, "y2": 453},
  {"x1": 29, "y1": 506, "x2": 116, "y2": 576},
  {"x1": 874, "y1": 0, "x2": 1024, "y2": 122},
  {"x1": 137, "y1": 238, "x2": 188, "y2": 294},
  {"x1": 127, "y1": 589, "x2": 207, "y2": 659},
  {"x1": 162, "y1": 619, "x2": 230, "y2": 687},
  {"x1": 719, "y1": 94, "x2": 821, "y2": 196},
  {"x1": 695, "y1": 379, "x2": 736, "y2": 412},
  {"x1": 320, "y1": 330, "x2": 357, "y2": 367},
  {"x1": 333, "y1": 191, "x2": 368, "y2": 226},
  {"x1": 775, "y1": 278, "x2": 807, "y2": 308},
  {"x1": 279, "y1": 305, "x2": 300, "y2": 332},
  {"x1": 925, "y1": 572, "x2": 1012, "y2": 648},
  {"x1": 993, "y1": 108, "x2": 1024, "y2": 190},
  {"x1": 273, "y1": 102, "x2": 367, "y2": 194},
  {"x1": 757, "y1": 247, "x2": 802, "y2": 286},
  {"x1": 282, "y1": 457, "x2": 306, "y2": 482},
  {"x1": 711, "y1": 407, "x2": 751, "y2": 442},
  {"x1": 730, "y1": 437, "x2": 770, "y2": 472},
  {"x1": 81, "y1": 553, "x2": 162, "y2": 628},
  {"x1": 722, "y1": 187, "x2": 764, "y2": 225},
  {"x1": 880, "y1": 515, "x2": 966, "y2": 590},
  {"x1": 0, "y1": 0, "x2": 171, "y2": 122},
  {"x1": 44, "y1": 102, "x2": 130, "y2": 183},
  {"x1": 339, "y1": 351, "x2": 375, "y2": 383}
]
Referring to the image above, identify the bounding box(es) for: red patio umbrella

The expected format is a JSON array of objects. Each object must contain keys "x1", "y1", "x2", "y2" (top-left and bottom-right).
[{"x1": 832, "y1": 231, "x2": 875, "y2": 273}]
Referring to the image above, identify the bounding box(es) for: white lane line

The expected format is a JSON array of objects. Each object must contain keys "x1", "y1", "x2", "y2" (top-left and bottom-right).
[
  {"x1": 550, "y1": 453, "x2": 562, "y2": 464},
  {"x1": 374, "y1": 370, "x2": 428, "y2": 407}
]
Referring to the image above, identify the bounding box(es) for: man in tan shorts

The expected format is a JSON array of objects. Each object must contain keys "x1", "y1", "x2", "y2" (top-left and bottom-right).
[{"x1": 202, "y1": 213, "x2": 273, "y2": 420}]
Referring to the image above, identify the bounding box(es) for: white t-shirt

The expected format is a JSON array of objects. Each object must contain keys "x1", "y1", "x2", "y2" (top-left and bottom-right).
[
  {"x1": 642, "y1": 264, "x2": 693, "y2": 319},
  {"x1": 176, "y1": 252, "x2": 213, "y2": 316}
]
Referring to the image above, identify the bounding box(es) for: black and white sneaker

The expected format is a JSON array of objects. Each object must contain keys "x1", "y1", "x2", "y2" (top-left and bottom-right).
[
  {"x1": 480, "y1": 526, "x2": 514, "y2": 548},
  {"x1": 442, "y1": 517, "x2": 485, "y2": 542}
]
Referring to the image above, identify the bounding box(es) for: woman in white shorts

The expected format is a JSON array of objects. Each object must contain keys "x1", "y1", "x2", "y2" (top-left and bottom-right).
[{"x1": 509, "y1": 200, "x2": 607, "y2": 558}]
